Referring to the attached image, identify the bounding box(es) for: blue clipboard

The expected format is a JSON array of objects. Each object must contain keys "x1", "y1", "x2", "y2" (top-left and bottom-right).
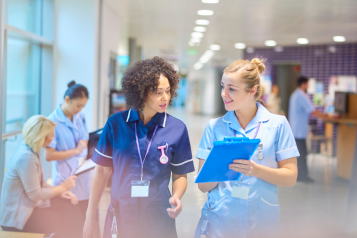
[{"x1": 195, "y1": 137, "x2": 261, "y2": 183}]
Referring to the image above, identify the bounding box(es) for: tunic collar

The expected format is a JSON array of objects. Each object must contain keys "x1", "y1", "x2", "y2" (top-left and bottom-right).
[
  {"x1": 126, "y1": 108, "x2": 167, "y2": 128},
  {"x1": 54, "y1": 105, "x2": 78, "y2": 130},
  {"x1": 222, "y1": 103, "x2": 271, "y2": 136}
]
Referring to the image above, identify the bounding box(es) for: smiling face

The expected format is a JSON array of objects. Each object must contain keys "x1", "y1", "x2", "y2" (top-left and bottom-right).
[
  {"x1": 221, "y1": 73, "x2": 257, "y2": 111},
  {"x1": 145, "y1": 74, "x2": 171, "y2": 114}
]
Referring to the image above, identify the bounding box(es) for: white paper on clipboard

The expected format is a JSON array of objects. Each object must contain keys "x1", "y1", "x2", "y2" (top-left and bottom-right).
[{"x1": 75, "y1": 159, "x2": 96, "y2": 175}]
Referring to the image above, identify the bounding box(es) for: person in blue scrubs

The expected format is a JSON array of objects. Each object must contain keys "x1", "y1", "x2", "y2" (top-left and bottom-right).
[
  {"x1": 83, "y1": 57, "x2": 195, "y2": 238},
  {"x1": 195, "y1": 58, "x2": 300, "y2": 238},
  {"x1": 289, "y1": 76, "x2": 327, "y2": 182},
  {"x1": 45, "y1": 81, "x2": 91, "y2": 218}
]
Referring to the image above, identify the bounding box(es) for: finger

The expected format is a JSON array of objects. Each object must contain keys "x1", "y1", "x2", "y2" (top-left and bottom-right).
[
  {"x1": 233, "y1": 159, "x2": 250, "y2": 164},
  {"x1": 72, "y1": 175, "x2": 78, "y2": 180}
]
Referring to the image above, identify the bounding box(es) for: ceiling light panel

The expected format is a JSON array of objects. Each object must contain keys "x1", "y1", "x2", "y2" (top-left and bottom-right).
[
  {"x1": 191, "y1": 32, "x2": 204, "y2": 38},
  {"x1": 194, "y1": 26, "x2": 206, "y2": 32},
  {"x1": 234, "y1": 43, "x2": 246, "y2": 49},
  {"x1": 265, "y1": 40, "x2": 277, "y2": 47},
  {"x1": 197, "y1": 10, "x2": 214, "y2": 16},
  {"x1": 297, "y1": 38, "x2": 309, "y2": 44},
  {"x1": 333, "y1": 36, "x2": 345, "y2": 42},
  {"x1": 210, "y1": 44, "x2": 221, "y2": 51},
  {"x1": 195, "y1": 19, "x2": 210, "y2": 25}
]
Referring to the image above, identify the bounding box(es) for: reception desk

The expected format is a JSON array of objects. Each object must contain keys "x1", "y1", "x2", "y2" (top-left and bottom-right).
[{"x1": 324, "y1": 94, "x2": 357, "y2": 179}]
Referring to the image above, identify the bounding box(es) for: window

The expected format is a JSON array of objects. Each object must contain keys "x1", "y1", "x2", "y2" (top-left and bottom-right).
[{"x1": 1, "y1": 0, "x2": 54, "y2": 186}]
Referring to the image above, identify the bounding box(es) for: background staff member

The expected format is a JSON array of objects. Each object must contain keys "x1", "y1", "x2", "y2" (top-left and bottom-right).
[
  {"x1": 0, "y1": 116, "x2": 83, "y2": 238},
  {"x1": 288, "y1": 76, "x2": 326, "y2": 183},
  {"x1": 195, "y1": 58, "x2": 299, "y2": 238},
  {"x1": 45, "y1": 81, "x2": 90, "y2": 217},
  {"x1": 83, "y1": 57, "x2": 195, "y2": 238}
]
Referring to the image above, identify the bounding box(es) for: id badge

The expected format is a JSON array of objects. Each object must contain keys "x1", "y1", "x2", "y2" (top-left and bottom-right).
[
  {"x1": 131, "y1": 180, "x2": 150, "y2": 197},
  {"x1": 231, "y1": 185, "x2": 250, "y2": 199}
]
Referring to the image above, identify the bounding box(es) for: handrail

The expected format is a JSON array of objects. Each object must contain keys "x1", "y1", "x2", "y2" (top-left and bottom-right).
[{"x1": 2, "y1": 129, "x2": 22, "y2": 140}]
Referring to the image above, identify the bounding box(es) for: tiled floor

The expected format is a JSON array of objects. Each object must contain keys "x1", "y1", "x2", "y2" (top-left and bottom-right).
[{"x1": 98, "y1": 108, "x2": 357, "y2": 238}]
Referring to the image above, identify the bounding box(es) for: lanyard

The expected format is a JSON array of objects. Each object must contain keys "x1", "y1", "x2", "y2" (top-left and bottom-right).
[
  {"x1": 134, "y1": 123, "x2": 158, "y2": 181},
  {"x1": 233, "y1": 121, "x2": 261, "y2": 139}
]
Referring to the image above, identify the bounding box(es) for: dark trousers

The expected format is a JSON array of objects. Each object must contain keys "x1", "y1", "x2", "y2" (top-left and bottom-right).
[
  {"x1": 1, "y1": 197, "x2": 85, "y2": 238},
  {"x1": 296, "y1": 139, "x2": 309, "y2": 179}
]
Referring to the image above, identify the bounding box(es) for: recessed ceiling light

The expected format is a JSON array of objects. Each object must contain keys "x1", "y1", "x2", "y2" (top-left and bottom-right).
[
  {"x1": 265, "y1": 40, "x2": 277, "y2": 47},
  {"x1": 195, "y1": 19, "x2": 210, "y2": 25},
  {"x1": 190, "y1": 38, "x2": 201, "y2": 43},
  {"x1": 333, "y1": 36, "x2": 345, "y2": 42},
  {"x1": 194, "y1": 26, "x2": 206, "y2": 32},
  {"x1": 202, "y1": 0, "x2": 219, "y2": 3},
  {"x1": 297, "y1": 38, "x2": 309, "y2": 44},
  {"x1": 210, "y1": 44, "x2": 221, "y2": 51},
  {"x1": 234, "y1": 43, "x2": 246, "y2": 49},
  {"x1": 197, "y1": 10, "x2": 214, "y2": 16},
  {"x1": 246, "y1": 47, "x2": 254, "y2": 53},
  {"x1": 191, "y1": 32, "x2": 204, "y2": 38},
  {"x1": 194, "y1": 62, "x2": 203, "y2": 70}
]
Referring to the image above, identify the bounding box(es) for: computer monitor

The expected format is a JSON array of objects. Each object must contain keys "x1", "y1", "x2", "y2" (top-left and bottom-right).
[{"x1": 334, "y1": 91, "x2": 349, "y2": 114}]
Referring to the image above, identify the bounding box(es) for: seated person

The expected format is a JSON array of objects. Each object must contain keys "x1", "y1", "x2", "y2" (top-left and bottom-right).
[{"x1": 0, "y1": 115, "x2": 84, "y2": 238}]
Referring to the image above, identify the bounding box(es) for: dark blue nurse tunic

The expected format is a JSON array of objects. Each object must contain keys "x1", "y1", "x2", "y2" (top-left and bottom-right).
[{"x1": 92, "y1": 108, "x2": 195, "y2": 238}]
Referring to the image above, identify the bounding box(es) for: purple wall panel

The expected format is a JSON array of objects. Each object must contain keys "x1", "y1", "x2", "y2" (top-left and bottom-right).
[{"x1": 244, "y1": 42, "x2": 357, "y2": 156}]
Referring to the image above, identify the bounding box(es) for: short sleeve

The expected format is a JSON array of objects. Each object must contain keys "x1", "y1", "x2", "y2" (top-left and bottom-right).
[
  {"x1": 196, "y1": 121, "x2": 215, "y2": 160},
  {"x1": 92, "y1": 120, "x2": 114, "y2": 167},
  {"x1": 170, "y1": 126, "x2": 195, "y2": 175},
  {"x1": 275, "y1": 117, "x2": 300, "y2": 161},
  {"x1": 48, "y1": 129, "x2": 57, "y2": 149}
]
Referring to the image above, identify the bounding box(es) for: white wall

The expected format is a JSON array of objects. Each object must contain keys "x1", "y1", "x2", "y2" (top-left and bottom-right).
[
  {"x1": 97, "y1": 1, "x2": 121, "y2": 128},
  {"x1": 54, "y1": 0, "x2": 99, "y2": 131}
]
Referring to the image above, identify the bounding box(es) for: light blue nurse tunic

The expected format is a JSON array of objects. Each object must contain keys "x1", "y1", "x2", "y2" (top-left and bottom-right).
[
  {"x1": 195, "y1": 103, "x2": 300, "y2": 238},
  {"x1": 48, "y1": 105, "x2": 92, "y2": 201}
]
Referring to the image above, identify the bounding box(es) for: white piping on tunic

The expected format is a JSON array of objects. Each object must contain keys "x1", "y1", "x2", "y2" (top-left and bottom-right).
[
  {"x1": 163, "y1": 112, "x2": 167, "y2": 127},
  {"x1": 171, "y1": 159, "x2": 193, "y2": 166},
  {"x1": 276, "y1": 147, "x2": 297, "y2": 154},
  {"x1": 95, "y1": 149, "x2": 113, "y2": 159},
  {"x1": 261, "y1": 197, "x2": 279, "y2": 206},
  {"x1": 54, "y1": 111, "x2": 65, "y2": 123},
  {"x1": 126, "y1": 109, "x2": 132, "y2": 122}
]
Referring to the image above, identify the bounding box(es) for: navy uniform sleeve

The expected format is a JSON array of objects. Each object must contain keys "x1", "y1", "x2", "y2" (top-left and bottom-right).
[
  {"x1": 170, "y1": 126, "x2": 195, "y2": 175},
  {"x1": 92, "y1": 120, "x2": 114, "y2": 167}
]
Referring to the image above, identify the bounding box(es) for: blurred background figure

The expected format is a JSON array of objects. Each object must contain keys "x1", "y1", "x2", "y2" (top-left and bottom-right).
[
  {"x1": 289, "y1": 76, "x2": 327, "y2": 183},
  {"x1": 267, "y1": 85, "x2": 284, "y2": 115},
  {"x1": 0, "y1": 116, "x2": 83, "y2": 238}
]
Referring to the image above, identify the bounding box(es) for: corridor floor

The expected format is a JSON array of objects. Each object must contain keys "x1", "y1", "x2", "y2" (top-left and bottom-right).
[{"x1": 98, "y1": 108, "x2": 357, "y2": 238}]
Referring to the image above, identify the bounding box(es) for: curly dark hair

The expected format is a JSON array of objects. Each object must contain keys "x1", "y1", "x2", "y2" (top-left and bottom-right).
[{"x1": 121, "y1": 56, "x2": 180, "y2": 111}]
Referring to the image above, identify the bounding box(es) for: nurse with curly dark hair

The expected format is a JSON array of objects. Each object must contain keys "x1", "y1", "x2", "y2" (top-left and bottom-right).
[{"x1": 83, "y1": 56, "x2": 195, "y2": 238}]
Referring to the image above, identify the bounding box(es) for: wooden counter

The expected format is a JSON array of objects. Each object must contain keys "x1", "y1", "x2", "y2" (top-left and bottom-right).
[{"x1": 322, "y1": 94, "x2": 357, "y2": 179}]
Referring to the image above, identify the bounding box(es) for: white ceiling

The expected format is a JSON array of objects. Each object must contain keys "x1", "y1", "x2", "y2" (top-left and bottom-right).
[{"x1": 107, "y1": 0, "x2": 357, "y2": 68}]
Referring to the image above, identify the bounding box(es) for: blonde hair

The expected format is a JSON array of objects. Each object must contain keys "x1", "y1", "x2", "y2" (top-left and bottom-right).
[
  {"x1": 223, "y1": 58, "x2": 266, "y2": 100},
  {"x1": 23, "y1": 115, "x2": 56, "y2": 153}
]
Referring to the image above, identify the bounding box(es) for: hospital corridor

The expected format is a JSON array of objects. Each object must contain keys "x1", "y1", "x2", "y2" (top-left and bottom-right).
[{"x1": 1, "y1": 0, "x2": 357, "y2": 237}]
